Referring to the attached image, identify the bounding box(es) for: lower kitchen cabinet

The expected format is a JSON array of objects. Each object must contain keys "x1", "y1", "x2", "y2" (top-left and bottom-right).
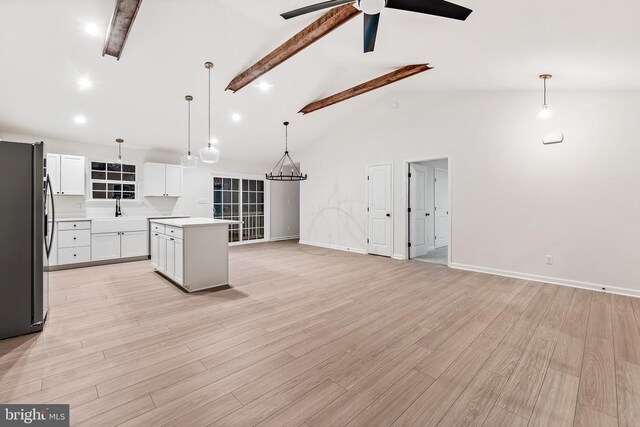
[
  {"x1": 92, "y1": 231, "x2": 148, "y2": 261},
  {"x1": 151, "y1": 231, "x2": 183, "y2": 285}
]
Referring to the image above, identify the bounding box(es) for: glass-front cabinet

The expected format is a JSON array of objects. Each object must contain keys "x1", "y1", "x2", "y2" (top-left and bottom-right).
[{"x1": 213, "y1": 176, "x2": 265, "y2": 243}]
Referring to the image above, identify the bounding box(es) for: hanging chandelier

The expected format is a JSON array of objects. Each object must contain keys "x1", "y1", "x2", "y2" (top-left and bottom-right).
[
  {"x1": 266, "y1": 121, "x2": 307, "y2": 181},
  {"x1": 180, "y1": 95, "x2": 199, "y2": 168},
  {"x1": 199, "y1": 61, "x2": 220, "y2": 163}
]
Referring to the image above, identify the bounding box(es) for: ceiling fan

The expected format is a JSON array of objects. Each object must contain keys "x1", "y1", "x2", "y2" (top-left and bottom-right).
[{"x1": 281, "y1": 0, "x2": 473, "y2": 53}]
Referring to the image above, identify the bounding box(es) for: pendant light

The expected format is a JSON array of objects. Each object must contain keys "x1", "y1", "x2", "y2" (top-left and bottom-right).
[
  {"x1": 115, "y1": 138, "x2": 124, "y2": 164},
  {"x1": 180, "y1": 95, "x2": 199, "y2": 168},
  {"x1": 266, "y1": 122, "x2": 307, "y2": 181},
  {"x1": 537, "y1": 74, "x2": 553, "y2": 120},
  {"x1": 199, "y1": 61, "x2": 220, "y2": 163}
]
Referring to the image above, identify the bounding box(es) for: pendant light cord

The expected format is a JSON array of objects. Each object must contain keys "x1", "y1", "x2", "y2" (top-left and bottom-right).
[
  {"x1": 543, "y1": 77, "x2": 547, "y2": 106},
  {"x1": 285, "y1": 123, "x2": 288, "y2": 153},
  {"x1": 208, "y1": 66, "x2": 212, "y2": 148},
  {"x1": 188, "y1": 98, "x2": 191, "y2": 155}
]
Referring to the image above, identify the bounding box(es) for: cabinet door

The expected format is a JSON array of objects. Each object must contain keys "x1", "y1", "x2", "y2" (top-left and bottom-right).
[
  {"x1": 150, "y1": 232, "x2": 159, "y2": 268},
  {"x1": 121, "y1": 231, "x2": 148, "y2": 258},
  {"x1": 91, "y1": 233, "x2": 121, "y2": 261},
  {"x1": 165, "y1": 237, "x2": 176, "y2": 278},
  {"x1": 165, "y1": 165, "x2": 183, "y2": 197},
  {"x1": 158, "y1": 235, "x2": 167, "y2": 272},
  {"x1": 174, "y1": 239, "x2": 183, "y2": 283},
  {"x1": 46, "y1": 154, "x2": 61, "y2": 195},
  {"x1": 144, "y1": 163, "x2": 167, "y2": 196},
  {"x1": 60, "y1": 155, "x2": 85, "y2": 195}
]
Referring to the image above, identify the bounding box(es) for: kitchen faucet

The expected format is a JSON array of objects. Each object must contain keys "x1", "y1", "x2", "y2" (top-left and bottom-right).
[{"x1": 115, "y1": 197, "x2": 122, "y2": 217}]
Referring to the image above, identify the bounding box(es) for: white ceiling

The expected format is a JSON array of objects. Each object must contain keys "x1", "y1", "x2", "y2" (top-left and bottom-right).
[{"x1": 1, "y1": 0, "x2": 640, "y2": 162}]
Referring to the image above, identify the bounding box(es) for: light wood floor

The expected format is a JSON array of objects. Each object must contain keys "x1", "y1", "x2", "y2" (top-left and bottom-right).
[{"x1": 1, "y1": 240, "x2": 639, "y2": 426}]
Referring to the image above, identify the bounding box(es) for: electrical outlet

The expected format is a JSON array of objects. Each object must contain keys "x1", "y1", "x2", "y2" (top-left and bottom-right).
[{"x1": 546, "y1": 255, "x2": 553, "y2": 265}]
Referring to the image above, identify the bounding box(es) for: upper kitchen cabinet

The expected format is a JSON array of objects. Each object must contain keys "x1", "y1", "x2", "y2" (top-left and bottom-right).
[
  {"x1": 46, "y1": 153, "x2": 85, "y2": 196},
  {"x1": 143, "y1": 163, "x2": 182, "y2": 197}
]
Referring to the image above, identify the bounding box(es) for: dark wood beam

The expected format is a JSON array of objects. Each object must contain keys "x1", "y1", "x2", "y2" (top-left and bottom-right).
[
  {"x1": 103, "y1": 0, "x2": 143, "y2": 60},
  {"x1": 299, "y1": 64, "x2": 432, "y2": 114},
  {"x1": 226, "y1": 4, "x2": 361, "y2": 93}
]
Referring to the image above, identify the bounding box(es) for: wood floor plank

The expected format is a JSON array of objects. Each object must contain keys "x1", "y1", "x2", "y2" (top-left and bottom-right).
[
  {"x1": 615, "y1": 359, "x2": 640, "y2": 427},
  {"x1": 612, "y1": 294, "x2": 640, "y2": 364},
  {"x1": 573, "y1": 404, "x2": 618, "y2": 427},
  {"x1": 437, "y1": 369, "x2": 507, "y2": 427},
  {"x1": 482, "y1": 406, "x2": 528, "y2": 427},
  {"x1": 577, "y1": 336, "x2": 617, "y2": 417},
  {"x1": 528, "y1": 368, "x2": 579, "y2": 427}
]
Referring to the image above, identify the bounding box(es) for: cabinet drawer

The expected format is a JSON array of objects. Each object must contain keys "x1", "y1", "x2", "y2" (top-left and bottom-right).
[
  {"x1": 150, "y1": 223, "x2": 165, "y2": 234},
  {"x1": 165, "y1": 226, "x2": 183, "y2": 239},
  {"x1": 58, "y1": 221, "x2": 91, "y2": 231},
  {"x1": 58, "y1": 246, "x2": 91, "y2": 265},
  {"x1": 58, "y1": 229, "x2": 91, "y2": 248}
]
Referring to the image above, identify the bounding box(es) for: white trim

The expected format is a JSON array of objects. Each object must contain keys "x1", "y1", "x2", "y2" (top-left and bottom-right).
[
  {"x1": 366, "y1": 161, "x2": 394, "y2": 257},
  {"x1": 299, "y1": 240, "x2": 367, "y2": 255},
  {"x1": 392, "y1": 253, "x2": 407, "y2": 260},
  {"x1": 270, "y1": 235, "x2": 300, "y2": 242},
  {"x1": 450, "y1": 262, "x2": 640, "y2": 299},
  {"x1": 404, "y1": 156, "x2": 452, "y2": 267}
]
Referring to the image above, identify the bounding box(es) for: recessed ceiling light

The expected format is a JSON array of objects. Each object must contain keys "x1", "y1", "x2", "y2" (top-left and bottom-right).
[
  {"x1": 231, "y1": 113, "x2": 242, "y2": 122},
  {"x1": 78, "y1": 77, "x2": 92, "y2": 90},
  {"x1": 74, "y1": 115, "x2": 87, "y2": 124},
  {"x1": 84, "y1": 23, "x2": 100, "y2": 36},
  {"x1": 254, "y1": 81, "x2": 273, "y2": 92}
]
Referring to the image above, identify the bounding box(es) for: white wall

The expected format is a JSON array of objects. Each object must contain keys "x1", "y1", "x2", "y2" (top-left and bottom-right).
[
  {"x1": 298, "y1": 90, "x2": 640, "y2": 294},
  {"x1": 270, "y1": 180, "x2": 300, "y2": 240}
]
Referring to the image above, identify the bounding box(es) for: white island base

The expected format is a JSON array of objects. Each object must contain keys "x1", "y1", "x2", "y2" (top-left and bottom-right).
[{"x1": 149, "y1": 218, "x2": 240, "y2": 292}]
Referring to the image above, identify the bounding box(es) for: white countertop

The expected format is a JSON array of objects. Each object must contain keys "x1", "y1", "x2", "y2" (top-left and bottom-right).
[
  {"x1": 150, "y1": 218, "x2": 241, "y2": 228},
  {"x1": 55, "y1": 215, "x2": 188, "y2": 222}
]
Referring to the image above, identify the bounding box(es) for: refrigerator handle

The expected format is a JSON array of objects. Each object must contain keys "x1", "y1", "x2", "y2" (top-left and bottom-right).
[{"x1": 45, "y1": 175, "x2": 55, "y2": 257}]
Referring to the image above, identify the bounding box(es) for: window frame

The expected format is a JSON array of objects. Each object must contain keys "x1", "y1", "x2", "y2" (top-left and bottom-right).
[
  {"x1": 209, "y1": 172, "x2": 270, "y2": 245},
  {"x1": 88, "y1": 160, "x2": 139, "y2": 201}
]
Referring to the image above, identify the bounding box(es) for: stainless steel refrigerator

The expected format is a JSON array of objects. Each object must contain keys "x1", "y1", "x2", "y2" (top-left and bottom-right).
[{"x1": 0, "y1": 140, "x2": 55, "y2": 340}]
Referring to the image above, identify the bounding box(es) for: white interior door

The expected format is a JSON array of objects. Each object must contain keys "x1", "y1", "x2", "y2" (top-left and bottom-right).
[
  {"x1": 367, "y1": 164, "x2": 392, "y2": 257},
  {"x1": 409, "y1": 163, "x2": 428, "y2": 258},
  {"x1": 434, "y1": 169, "x2": 449, "y2": 248}
]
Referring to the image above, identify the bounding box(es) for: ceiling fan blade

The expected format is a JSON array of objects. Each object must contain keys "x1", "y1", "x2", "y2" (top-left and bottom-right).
[
  {"x1": 385, "y1": 0, "x2": 472, "y2": 21},
  {"x1": 281, "y1": 0, "x2": 355, "y2": 19},
  {"x1": 363, "y1": 13, "x2": 380, "y2": 53}
]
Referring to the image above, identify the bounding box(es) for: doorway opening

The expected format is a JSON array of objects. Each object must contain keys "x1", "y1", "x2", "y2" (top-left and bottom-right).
[{"x1": 407, "y1": 157, "x2": 450, "y2": 266}]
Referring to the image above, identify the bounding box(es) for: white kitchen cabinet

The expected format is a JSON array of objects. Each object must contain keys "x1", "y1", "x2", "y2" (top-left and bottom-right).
[
  {"x1": 120, "y1": 231, "x2": 148, "y2": 258},
  {"x1": 46, "y1": 154, "x2": 85, "y2": 196},
  {"x1": 52, "y1": 220, "x2": 92, "y2": 266},
  {"x1": 46, "y1": 154, "x2": 60, "y2": 195},
  {"x1": 149, "y1": 218, "x2": 238, "y2": 291},
  {"x1": 91, "y1": 233, "x2": 121, "y2": 261},
  {"x1": 143, "y1": 163, "x2": 182, "y2": 197}
]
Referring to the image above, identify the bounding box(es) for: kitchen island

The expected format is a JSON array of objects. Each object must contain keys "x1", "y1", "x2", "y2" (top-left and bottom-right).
[{"x1": 149, "y1": 218, "x2": 241, "y2": 292}]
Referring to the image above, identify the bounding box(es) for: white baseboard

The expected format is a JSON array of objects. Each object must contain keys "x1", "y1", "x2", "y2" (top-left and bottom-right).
[
  {"x1": 450, "y1": 262, "x2": 640, "y2": 299},
  {"x1": 298, "y1": 240, "x2": 367, "y2": 255},
  {"x1": 392, "y1": 254, "x2": 407, "y2": 260},
  {"x1": 270, "y1": 235, "x2": 300, "y2": 242}
]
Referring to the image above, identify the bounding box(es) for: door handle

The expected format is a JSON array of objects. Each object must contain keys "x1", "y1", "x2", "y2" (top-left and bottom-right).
[
  {"x1": 386, "y1": 213, "x2": 391, "y2": 217},
  {"x1": 426, "y1": 213, "x2": 430, "y2": 216}
]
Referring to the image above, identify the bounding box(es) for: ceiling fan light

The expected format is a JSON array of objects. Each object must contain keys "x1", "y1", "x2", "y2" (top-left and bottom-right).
[
  {"x1": 199, "y1": 145, "x2": 220, "y2": 164},
  {"x1": 358, "y1": 0, "x2": 386, "y2": 15}
]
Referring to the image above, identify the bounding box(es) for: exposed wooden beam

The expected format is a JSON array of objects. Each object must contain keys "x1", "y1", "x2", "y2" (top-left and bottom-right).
[
  {"x1": 299, "y1": 64, "x2": 432, "y2": 114},
  {"x1": 226, "y1": 4, "x2": 361, "y2": 93},
  {"x1": 103, "y1": 0, "x2": 143, "y2": 60}
]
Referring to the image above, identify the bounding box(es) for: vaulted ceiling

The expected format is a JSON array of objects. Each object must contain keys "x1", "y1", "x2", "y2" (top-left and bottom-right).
[{"x1": 1, "y1": 0, "x2": 639, "y2": 162}]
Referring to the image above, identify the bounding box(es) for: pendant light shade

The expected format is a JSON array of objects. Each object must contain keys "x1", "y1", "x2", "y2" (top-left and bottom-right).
[
  {"x1": 537, "y1": 74, "x2": 553, "y2": 120},
  {"x1": 181, "y1": 95, "x2": 199, "y2": 168},
  {"x1": 199, "y1": 61, "x2": 220, "y2": 164},
  {"x1": 115, "y1": 138, "x2": 124, "y2": 164},
  {"x1": 266, "y1": 122, "x2": 307, "y2": 181}
]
